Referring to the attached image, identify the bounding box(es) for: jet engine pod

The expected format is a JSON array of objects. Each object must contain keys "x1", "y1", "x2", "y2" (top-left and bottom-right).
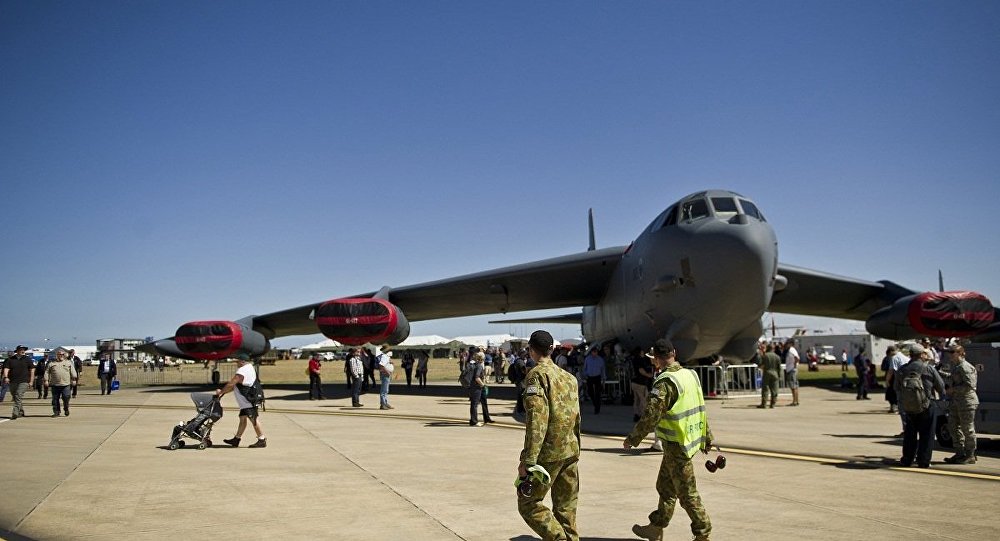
[
  {"x1": 174, "y1": 321, "x2": 270, "y2": 361},
  {"x1": 315, "y1": 298, "x2": 410, "y2": 346},
  {"x1": 865, "y1": 291, "x2": 994, "y2": 340}
]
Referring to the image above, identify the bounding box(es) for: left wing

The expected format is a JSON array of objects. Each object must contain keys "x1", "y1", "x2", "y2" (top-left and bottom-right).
[{"x1": 769, "y1": 263, "x2": 997, "y2": 341}]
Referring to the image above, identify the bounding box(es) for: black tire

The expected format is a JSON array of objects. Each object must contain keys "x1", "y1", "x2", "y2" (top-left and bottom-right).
[
  {"x1": 177, "y1": 440, "x2": 186, "y2": 448},
  {"x1": 168, "y1": 441, "x2": 179, "y2": 451},
  {"x1": 935, "y1": 415, "x2": 954, "y2": 449},
  {"x1": 204, "y1": 438, "x2": 213, "y2": 448},
  {"x1": 197, "y1": 442, "x2": 206, "y2": 450}
]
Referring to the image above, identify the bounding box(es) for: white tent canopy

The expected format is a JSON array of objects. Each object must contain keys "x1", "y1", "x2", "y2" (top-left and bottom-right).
[
  {"x1": 398, "y1": 335, "x2": 451, "y2": 346},
  {"x1": 452, "y1": 334, "x2": 524, "y2": 348},
  {"x1": 299, "y1": 339, "x2": 342, "y2": 351}
]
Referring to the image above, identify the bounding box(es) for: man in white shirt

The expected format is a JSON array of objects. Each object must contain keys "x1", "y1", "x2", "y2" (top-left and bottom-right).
[
  {"x1": 784, "y1": 340, "x2": 800, "y2": 406},
  {"x1": 216, "y1": 353, "x2": 267, "y2": 448},
  {"x1": 377, "y1": 345, "x2": 395, "y2": 410},
  {"x1": 347, "y1": 348, "x2": 365, "y2": 407}
]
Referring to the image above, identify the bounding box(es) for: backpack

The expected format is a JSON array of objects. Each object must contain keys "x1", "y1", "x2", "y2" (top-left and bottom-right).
[
  {"x1": 238, "y1": 378, "x2": 265, "y2": 407},
  {"x1": 459, "y1": 363, "x2": 477, "y2": 389},
  {"x1": 507, "y1": 360, "x2": 526, "y2": 384},
  {"x1": 899, "y1": 368, "x2": 929, "y2": 414}
]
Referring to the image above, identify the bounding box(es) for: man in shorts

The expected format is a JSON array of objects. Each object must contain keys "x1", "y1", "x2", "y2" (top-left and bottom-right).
[{"x1": 216, "y1": 353, "x2": 267, "y2": 448}]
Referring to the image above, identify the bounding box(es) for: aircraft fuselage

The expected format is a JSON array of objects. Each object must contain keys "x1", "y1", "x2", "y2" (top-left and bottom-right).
[{"x1": 583, "y1": 190, "x2": 778, "y2": 361}]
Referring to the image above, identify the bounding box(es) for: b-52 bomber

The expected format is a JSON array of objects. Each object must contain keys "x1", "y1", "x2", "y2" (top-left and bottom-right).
[{"x1": 143, "y1": 189, "x2": 997, "y2": 363}]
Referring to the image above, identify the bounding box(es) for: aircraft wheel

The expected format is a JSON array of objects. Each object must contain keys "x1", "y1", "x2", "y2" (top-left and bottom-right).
[
  {"x1": 197, "y1": 442, "x2": 207, "y2": 450},
  {"x1": 204, "y1": 438, "x2": 213, "y2": 448},
  {"x1": 168, "y1": 441, "x2": 179, "y2": 451},
  {"x1": 177, "y1": 440, "x2": 186, "y2": 448},
  {"x1": 935, "y1": 416, "x2": 953, "y2": 449}
]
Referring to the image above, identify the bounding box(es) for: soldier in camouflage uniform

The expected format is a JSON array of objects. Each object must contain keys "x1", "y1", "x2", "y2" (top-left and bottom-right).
[
  {"x1": 517, "y1": 330, "x2": 582, "y2": 541},
  {"x1": 757, "y1": 343, "x2": 781, "y2": 409},
  {"x1": 624, "y1": 339, "x2": 712, "y2": 541},
  {"x1": 944, "y1": 345, "x2": 979, "y2": 464}
]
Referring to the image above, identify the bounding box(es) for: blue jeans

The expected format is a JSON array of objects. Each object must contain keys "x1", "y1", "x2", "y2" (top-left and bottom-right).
[
  {"x1": 51, "y1": 385, "x2": 71, "y2": 414},
  {"x1": 380, "y1": 375, "x2": 391, "y2": 407}
]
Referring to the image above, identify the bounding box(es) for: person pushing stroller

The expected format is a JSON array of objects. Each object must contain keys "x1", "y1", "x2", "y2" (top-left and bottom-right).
[{"x1": 215, "y1": 353, "x2": 267, "y2": 448}]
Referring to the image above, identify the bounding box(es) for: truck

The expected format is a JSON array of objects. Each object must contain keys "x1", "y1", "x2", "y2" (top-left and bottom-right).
[{"x1": 935, "y1": 342, "x2": 1000, "y2": 447}]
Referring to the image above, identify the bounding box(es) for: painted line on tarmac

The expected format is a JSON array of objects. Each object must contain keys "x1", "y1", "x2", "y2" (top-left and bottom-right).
[{"x1": 68, "y1": 403, "x2": 1000, "y2": 482}]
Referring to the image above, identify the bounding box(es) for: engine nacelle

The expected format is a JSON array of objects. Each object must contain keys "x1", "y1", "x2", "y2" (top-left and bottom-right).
[
  {"x1": 174, "y1": 321, "x2": 271, "y2": 361},
  {"x1": 315, "y1": 298, "x2": 410, "y2": 346},
  {"x1": 865, "y1": 291, "x2": 994, "y2": 340}
]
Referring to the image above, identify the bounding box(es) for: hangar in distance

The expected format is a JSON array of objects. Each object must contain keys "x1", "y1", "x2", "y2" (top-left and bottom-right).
[{"x1": 143, "y1": 189, "x2": 997, "y2": 363}]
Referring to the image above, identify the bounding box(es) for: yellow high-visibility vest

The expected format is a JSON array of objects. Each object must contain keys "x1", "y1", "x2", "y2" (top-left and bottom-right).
[{"x1": 653, "y1": 368, "x2": 707, "y2": 458}]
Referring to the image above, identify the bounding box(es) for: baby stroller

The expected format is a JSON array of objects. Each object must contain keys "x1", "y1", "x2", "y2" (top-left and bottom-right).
[{"x1": 167, "y1": 392, "x2": 223, "y2": 450}]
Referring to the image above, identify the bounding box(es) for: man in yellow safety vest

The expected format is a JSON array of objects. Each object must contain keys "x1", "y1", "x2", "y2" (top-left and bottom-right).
[{"x1": 623, "y1": 338, "x2": 713, "y2": 541}]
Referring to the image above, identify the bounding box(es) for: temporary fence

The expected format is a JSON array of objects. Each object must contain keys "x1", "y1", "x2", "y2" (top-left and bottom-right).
[
  {"x1": 112, "y1": 362, "x2": 238, "y2": 387},
  {"x1": 690, "y1": 364, "x2": 790, "y2": 400}
]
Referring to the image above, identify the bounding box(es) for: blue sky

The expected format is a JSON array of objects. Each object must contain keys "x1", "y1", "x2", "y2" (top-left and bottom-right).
[{"x1": 2, "y1": 1, "x2": 998, "y2": 349}]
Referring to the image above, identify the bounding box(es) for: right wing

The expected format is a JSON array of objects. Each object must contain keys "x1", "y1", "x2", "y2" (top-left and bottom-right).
[{"x1": 768, "y1": 263, "x2": 914, "y2": 320}]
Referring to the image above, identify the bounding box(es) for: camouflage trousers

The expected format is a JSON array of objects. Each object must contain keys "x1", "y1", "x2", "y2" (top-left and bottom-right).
[
  {"x1": 761, "y1": 374, "x2": 779, "y2": 405},
  {"x1": 517, "y1": 455, "x2": 580, "y2": 541},
  {"x1": 649, "y1": 443, "x2": 711, "y2": 538},
  {"x1": 949, "y1": 405, "x2": 977, "y2": 456}
]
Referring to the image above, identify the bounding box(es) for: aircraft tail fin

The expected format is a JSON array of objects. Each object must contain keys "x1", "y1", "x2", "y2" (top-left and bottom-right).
[
  {"x1": 588, "y1": 208, "x2": 596, "y2": 251},
  {"x1": 938, "y1": 269, "x2": 944, "y2": 293}
]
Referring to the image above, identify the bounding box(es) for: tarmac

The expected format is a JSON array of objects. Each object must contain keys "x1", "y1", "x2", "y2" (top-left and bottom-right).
[{"x1": 1, "y1": 381, "x2": 998, "y2": 541}]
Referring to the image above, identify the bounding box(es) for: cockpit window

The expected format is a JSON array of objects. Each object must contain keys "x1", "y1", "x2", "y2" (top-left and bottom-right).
[
  {"x1": 663, "y1": 205, "x2": 678, "y2": 227},
  {"x1": 680, "y1": 198, "x2": 710, "y2": 222},
  {"x1": 739, "y1": 199, "x2": 765, "y2": 222},
  {"x1": 710, "y1": 197, "x2": 739, "y2": 220}
]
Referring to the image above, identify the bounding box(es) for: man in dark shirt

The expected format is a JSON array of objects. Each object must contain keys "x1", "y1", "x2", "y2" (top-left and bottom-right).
[
  {"x1": 894, "y1": 344, "x2": 945, "y2": 468},
  {"x1": 2, "y1": 346, "x2": 35, "y2": 419},
  {"x1": 630, "y1": 348, "x2": 654, "y2": 422}
]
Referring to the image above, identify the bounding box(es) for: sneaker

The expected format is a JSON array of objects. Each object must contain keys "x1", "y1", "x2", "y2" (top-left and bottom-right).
[
  {"x1": 631, "y1": 523, "x2": 663, "y2": 541},
  {"x1": 248, "y1": 439, "x2": 267, "y2": 448},
  {"x1": 51, "y1": 413, "x2": 60, "y2": 417},
  {"x1": 475, "y1": 422, "x2": 484, "y2": 427},
  {"x1": 223, "y1": 437, "x2": 241, "y2": 447}
]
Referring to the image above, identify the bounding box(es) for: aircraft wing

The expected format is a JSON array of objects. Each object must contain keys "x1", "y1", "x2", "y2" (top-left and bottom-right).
[
  {"x1": 768, "y1": 263, "x2": 915, "y2": 321},
  {"x1": 251, "y1": 246, "x2": 627, "y2": 339}
]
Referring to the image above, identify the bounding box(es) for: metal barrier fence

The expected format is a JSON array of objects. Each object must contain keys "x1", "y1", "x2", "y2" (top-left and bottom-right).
[
  {"x1": 690, "y1": 364, "x2": 789, "y2": 400},
  {"x1": 114, "y1": 363, "x2": 238, "y2": 386}
]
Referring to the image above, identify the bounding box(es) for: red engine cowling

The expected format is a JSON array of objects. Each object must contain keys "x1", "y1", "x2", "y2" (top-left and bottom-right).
[
  {"x1": 174, "y1": 321, "x2": 270, "y2": 361},
  {"x1": 866, "y1": 291, "x2": 994, "y2": 340},
  {"x1": 315, "y1": 298, "x2": 410, "y2": 346}
]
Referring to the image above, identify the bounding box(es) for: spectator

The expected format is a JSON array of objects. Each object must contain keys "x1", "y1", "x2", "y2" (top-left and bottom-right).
[
  {"x1": 894, "y1": 344, "x2": 945, "y2": 468},
  {"x1": 97, "y1": 355, "x2": 118, "y2": 395},
  {"x1": 582, "y1": 344, "x2": 606, "y2": 414},
  {"x1": 3, "y1": 346, "x2": 34, "y2": 419},
  {"x1": 468, "y1": 352, "x2": 494, "y2": 426},
  {"x1": 784, "y1": 339, "x2": 800, "y2": 406},
  {"x1": 401, "y1": 351, "x2": 414, "y2": 387},
  {"x1": 630, "y1": 347, "x2": 654, "y2": 422},
  {"x1": 415, "y1": 352, "x2": 429, "y2": 388},
  {"x1": 508, "y1": 351, "x2": 529, "y2": 415},
  {"x1": 855, "y1": 351, "x2": 870, "y2": 400},
  {"x1": 347, "y1": 348, "x2": 364, "y2": 407},
  {"x1": 362, "y1": 348, "x2": 377, "y2": 391},
  {"x1": 44, "y1": 350, "x2": 77, "y2": 417},
  {"x1": 377, "y1": 345, "x2": 394, "y2": 410},
  {"x1": 0, "y1": 354, "x2": 8, "y2": 403},
  {"x1": 34, "y1": 355, "x2": 48, "y2": 399},
  {"x1": 218, "y1": 353, "x2": 267, "y2": 448},
  {"x1": 885, "y1": 345, "x2": 910, "y2": 427},
  {"x1": 307, "y1": 353, "x2": 324, "y2": 400},
  {"x1": 69, "y1": 349, "x2": 83, "y2": 398},
  {"x1": 841, "y1": 349, "x2": 849, "y2": 372}
]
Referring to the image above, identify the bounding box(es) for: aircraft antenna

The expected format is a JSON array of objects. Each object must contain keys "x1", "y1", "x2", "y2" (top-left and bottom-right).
[{"x1": 588, "y1": 208, "x2": 596, "y2": 251}]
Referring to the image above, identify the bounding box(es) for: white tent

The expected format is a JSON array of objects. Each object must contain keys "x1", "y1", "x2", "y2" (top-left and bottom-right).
[
  {"x1": 299, "y1": 339, "x2": 342, "y2": 351},
  {"x1": 452, "y1": 334, "x2": 524, "y2": 349},
  {"x1": 398, "y1": 335, "x2": 451, "y2": 346}
]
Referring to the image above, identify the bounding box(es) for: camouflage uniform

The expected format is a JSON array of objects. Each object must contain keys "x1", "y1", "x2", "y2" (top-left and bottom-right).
[
  {"x1": 948, "y1": 357, "x2": 979, "y2": 458},
  {"x1": 626, "y1": 364, "x2": 712, "y2": 540},
  {"x1": 758, "y1": 352, "x2": 781, "y2": 407},
  {"x1": 518, "y1": 356, "x2": 582, "y2": 541}
]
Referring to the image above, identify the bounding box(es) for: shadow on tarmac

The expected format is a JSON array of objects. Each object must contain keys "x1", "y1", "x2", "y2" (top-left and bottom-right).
[
  {"x1": 0, "y1": 530, "x2": 35, "y2": 541},
  {"x1": 511, "y1": 537, "x2": 636, "y2": 541}
]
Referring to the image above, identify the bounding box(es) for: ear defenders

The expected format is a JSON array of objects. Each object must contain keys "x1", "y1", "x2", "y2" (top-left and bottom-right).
[{"x1": 704, "y1": 446, "x2": 726, "y2": 473}]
